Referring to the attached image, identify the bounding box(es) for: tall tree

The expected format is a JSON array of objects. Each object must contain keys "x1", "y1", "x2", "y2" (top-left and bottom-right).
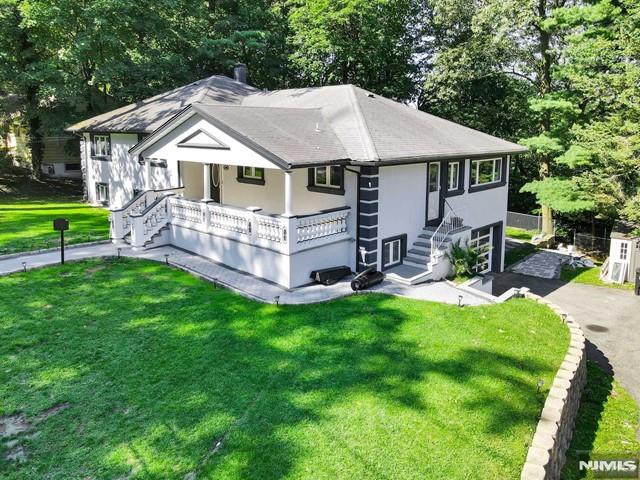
[{"x1": 286, "y1": 0, "x2": 421, "y2": 99}]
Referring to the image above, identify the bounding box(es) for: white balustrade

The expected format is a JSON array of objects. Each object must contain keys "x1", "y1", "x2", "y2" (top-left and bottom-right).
[
  {"x1": 208, "y1": 205, "x2": 252, "y2": 235},
  {"x1": 296, "y1": 209, "x2": 349, "y2": 244},
  {"x1": 256, "y1": 216, "x2": 287, "y2": 243},
  {"x1": 170, "y1": 198, "x2": 204, "y2": 225}
]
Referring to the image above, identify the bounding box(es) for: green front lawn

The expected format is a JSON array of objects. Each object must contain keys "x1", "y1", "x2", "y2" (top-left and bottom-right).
[
  {"x1": 0, "y1": 259, "x2": 570, "y2": 479},
  {"x1": 560, "y1": 266, "x2": 634, "y2": 291},
  {"x1": 0, "y1": 198, "x2": 110, "y2": 254},
  {"x1": 506, "y1": 227, "x2": 536, "y2": 242},
  {"x1": 563, "y1": 362, "x2": 640, "y2": 479}
]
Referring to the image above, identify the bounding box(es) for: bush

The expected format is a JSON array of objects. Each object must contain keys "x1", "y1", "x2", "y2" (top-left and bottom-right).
[{"x1": 446, "y1": 240, "x2": 486, "y2": 276}]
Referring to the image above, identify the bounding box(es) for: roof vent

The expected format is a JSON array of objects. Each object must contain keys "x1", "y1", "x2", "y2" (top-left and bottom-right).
[
  {"x1": 367, "y1": 93, "x2": 375, "y2": 98},
  {"x1": 233, "y1": 64, "x2": 248, "y2": 84},
  {"x1": 315, "y1": 122, "x2": 321, "y2": 133}
]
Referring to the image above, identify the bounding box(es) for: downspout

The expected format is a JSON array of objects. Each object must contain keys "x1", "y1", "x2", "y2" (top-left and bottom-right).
[{"x1": 344, "y1": 166, "x2": 361, "y2": 272}]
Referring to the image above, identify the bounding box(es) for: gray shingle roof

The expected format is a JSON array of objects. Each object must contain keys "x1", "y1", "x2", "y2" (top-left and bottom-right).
[
  {"x1": 69, "y1": 74, "x2": 527, "y2": 165},
  {"x1": 193, "y1": 104, "x2": 348, "y2": 165},
  {"x1": 66, "y1": 75, "x2": 258, "y2": 133}
]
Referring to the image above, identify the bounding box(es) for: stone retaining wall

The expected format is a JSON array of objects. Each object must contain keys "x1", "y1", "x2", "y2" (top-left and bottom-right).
[{"x1": 521, "y1": 292, "x2": 588, "y2": 480}]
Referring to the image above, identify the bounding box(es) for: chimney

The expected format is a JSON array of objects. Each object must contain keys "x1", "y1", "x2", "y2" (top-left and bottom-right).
[{"x1": 233, "y1": 64, "x2": 247, "y2": 84}]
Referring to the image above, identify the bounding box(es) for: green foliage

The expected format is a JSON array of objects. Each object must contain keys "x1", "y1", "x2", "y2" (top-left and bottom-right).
[
  {"x1": 563, "y1": 362, "x2": 640, "y2": 479},
  {"x1": 0, "y1": 259, "x2": 570, "y2": 478},
  {"x1": 521, "y1": 177, "x2": 596, "y2": 214},
  {"x1": 287, "y1": 0, "x2": 420, "y2": 98},
  {"x1": 446, "y1": 240, "x2": 485, "y2": 276}
]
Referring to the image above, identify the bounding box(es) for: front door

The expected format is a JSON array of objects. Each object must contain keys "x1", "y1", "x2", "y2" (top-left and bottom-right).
[
  {"x1": 426, "y1": 162, "x2": 441, "y2": 224},
  {"x1": 210, "y1": 164, "x2": 221, "y2": 203}
]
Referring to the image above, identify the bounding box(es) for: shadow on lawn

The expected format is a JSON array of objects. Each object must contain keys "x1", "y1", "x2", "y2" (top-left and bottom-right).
[
  {"x1": 562, "y1": 361, "x2": 614, "y2": 480},
  {"x1": 0, "y1": 259, "x2": 557, "y2": 479}
]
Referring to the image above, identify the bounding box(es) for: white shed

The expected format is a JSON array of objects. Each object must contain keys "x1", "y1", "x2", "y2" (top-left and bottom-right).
[{"x1": 607, "y1": 220, "x2": 640, "y2": 283}]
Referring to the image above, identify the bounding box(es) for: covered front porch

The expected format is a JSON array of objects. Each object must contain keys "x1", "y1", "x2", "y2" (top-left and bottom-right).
[{"x1": 110, "y1": 161, "x2": 356, "y2": 288}]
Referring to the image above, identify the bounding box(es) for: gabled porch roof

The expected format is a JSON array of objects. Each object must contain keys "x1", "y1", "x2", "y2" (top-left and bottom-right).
[{"x1": 130, "y1": 103, "x2": 349, "y2": 170}]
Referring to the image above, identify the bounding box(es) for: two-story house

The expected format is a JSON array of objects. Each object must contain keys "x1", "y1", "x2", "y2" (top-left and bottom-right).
[{"x1": 67, "y1": 66, "x2": 526, "y2": 289}]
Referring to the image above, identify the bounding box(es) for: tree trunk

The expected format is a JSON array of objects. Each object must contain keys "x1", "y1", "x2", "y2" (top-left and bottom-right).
[{"x1": 27, "y1": 112, "x2": 43, "y2": 180}]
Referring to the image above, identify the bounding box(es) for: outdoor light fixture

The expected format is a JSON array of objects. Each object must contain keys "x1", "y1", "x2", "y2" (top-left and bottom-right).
[
  {"x1": 561, "y1": 313, "x2": 567, "y2": 323},
  {"x1": 274, "y1": 295, "x2": 280, "y2": 306},
  {"x1": 117, "y1": 247, "x2": 122, "y2": 259},
  {"x1": 458, "y1": 295, "x2": 463, "y2": 307},
  {"x1": 164, "y1": 254, "x2": 170, "y2": 265},
  {"x1": 536, "y1": 379, "x2": 544, "y2": 393},
  {"x1": 21, "y1": 261, "x2": 27, "y2": 272}
]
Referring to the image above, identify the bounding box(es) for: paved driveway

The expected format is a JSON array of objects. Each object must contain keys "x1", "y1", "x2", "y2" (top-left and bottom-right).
[{"x1": 494, "y1": 272, "x2": 640, "y2": 403}]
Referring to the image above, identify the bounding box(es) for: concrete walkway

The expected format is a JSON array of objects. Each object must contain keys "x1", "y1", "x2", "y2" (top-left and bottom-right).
[
  {"x1": 494, "y1": 272, "x2": 640, "y2": 404},
  {"x1": 0, "y1": 244, "x2": 490, "y2": 306}
]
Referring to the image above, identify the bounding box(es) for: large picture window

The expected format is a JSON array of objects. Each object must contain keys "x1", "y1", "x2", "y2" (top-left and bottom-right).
[
  {"x1": 471, "y1": 158, "x2": 502, "y2": 186},
  {"x1": 308, "y1": 166, "x2": 344, "y2": 194},
  {"x1": 237, "y1": 166, "x2": 265, "y2": 185},
  {"x1": 91, "y1": 134, "x2": 111, "y2": 159}
]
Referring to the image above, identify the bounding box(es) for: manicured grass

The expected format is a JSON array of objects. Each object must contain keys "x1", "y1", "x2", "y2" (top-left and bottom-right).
[
  {"x1": 505, "y1": 242, "x2": 538, "y2": 268},
  {"x1": 563, "y1": 362, "x2": 640, "y2": 479},
  {"x1": 506, "y1": 227, "x2": 536, "y2": 242},
  {"x1": 0, "y1": 259, "x2": 570, "y2": 479},
  {"x1": 560, "y1": 266, "x2": 634, "y2": 291},
  {"x1": 0, "y1": 198, "x2": 109, "y2": 254}
]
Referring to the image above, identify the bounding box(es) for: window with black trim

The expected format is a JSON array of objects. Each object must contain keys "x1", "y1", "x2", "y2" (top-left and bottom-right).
[
  {"x1": 381, "y1": 234, "x2": 407, "y2": 270},
  {"x1": 448, "y1": 162, "x2": 460, "y2": 190},
  {"x1": 237, "y1": 166, "x2": 265, "y2": 185},
  {"x1": 308, "y1": 166, "x2": 344, "y2": 194},
  {"x1": 91, "y1": 134, "x2": 111, "y2": 159},
  {"x1": 95, "y1": 182, "x2": 109, "y2": 204},
  {"x1": 471, "y1": 158, "x2": 502, "y2": 186}
]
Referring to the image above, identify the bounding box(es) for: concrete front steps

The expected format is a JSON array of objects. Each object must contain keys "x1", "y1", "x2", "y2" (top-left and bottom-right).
[{"x1": 385, "y1": 225, "x2": 471, "y2": 285}]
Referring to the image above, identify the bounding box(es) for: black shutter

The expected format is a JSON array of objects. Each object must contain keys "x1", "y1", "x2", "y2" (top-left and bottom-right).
[{"x1": 308, "y1": 167, "x2": 315, "y2": 187}]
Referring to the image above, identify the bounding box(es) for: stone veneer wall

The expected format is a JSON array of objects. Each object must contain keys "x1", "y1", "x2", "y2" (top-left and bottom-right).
[{"x1": 521, "y1": 292, "x2": 588, "y2": 480}]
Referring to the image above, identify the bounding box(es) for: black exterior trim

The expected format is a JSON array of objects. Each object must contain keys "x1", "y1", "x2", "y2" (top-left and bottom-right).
[
  {"x1": 307, "y1": 166, "x2": 345, "y2": 195},
  {"x1": 236, "y1": 166, "x2": 266, "y2": 185},
  {"x1": 359, "y1": 201, "x2": 378, "y2": 214},
  {"x1": 359, "y1": 226, "x2": 378, "y2": 238},
  {"x1": 468, "y1": 156, "x2": 508, "y2": 193},
  {"x1": 381, "y1": 234, "x2": 408, "y2": 270},
  {"x1": 360, "y1": 214, "x2": 378, "y2": 227},
  {"x1": 444, "y1": 159, "x2": 466, "y2": 197},
  {"x1": 425, "y1": 160, "x2": 446, "y2": 227},
  {"x1": 470, "y1": 221, "x2": 504, "y2": 273}
]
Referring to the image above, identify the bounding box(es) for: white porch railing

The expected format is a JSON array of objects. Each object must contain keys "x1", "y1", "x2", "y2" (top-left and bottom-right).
[
  {"x1": 430, "y1": 209, "x2": 464, "y2": 255},
  {"x1": 129, "y1": 194, "x2": 174, "y2": 248},
  {"x1": 162, "y1": 197, "x2": 351, "y2": 253},
  {"x1": 110, "y1": 186, "x2": 184, "y2": 240},
  {"x1": 296, "y1": 208, "x2": 349, "y2": 244}
]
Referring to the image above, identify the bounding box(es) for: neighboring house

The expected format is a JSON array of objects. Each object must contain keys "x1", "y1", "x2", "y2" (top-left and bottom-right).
[
  {"x1": 40, "y1": 136, "x2": 82, "y2": 178},
  {"x1": 605, "y1": 220, "x2": 640, "y2": 284},
  {"x1": 66, "y1": 65, "x2": 527, "y2": 289}
]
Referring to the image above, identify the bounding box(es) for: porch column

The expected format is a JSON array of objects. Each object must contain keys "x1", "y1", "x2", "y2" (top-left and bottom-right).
[
  {"x1": 144, "y1": 158, "x2": 152, "y2": 190},
  {"x1": 284, "y1": 170, "x2": 294, "y2": 217},
  {"x1": 202, "y1": 163, "x2": 212, "y2": 202}
]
